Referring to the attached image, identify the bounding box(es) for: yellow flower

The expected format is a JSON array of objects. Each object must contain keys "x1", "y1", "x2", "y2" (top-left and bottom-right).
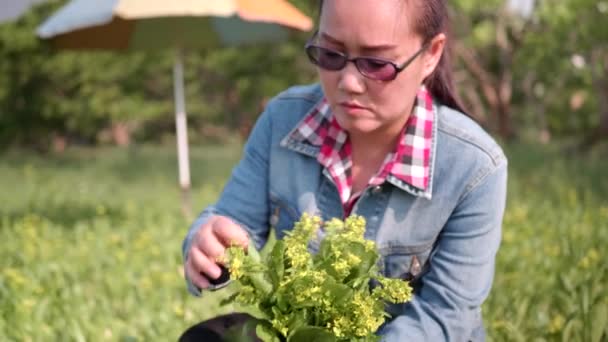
[
  {"x1": 271, "y1": 315, "x2": 290, "y2": 337},
  {"x1": 548, "y1": 314, "x2": 565, "y2": 333},
  {"x1": 109, "y1": 233, "x2": 122, "y2": 245},
  {"x1": 225, "y1": 213, "x2": 414, "y2": 340},
  {"x1": 3, "y1": 267, "x2": 27, "y2": 287},
  {"x1": 578, "y1": 248, "x2": 601, "y2": 269},
  {"x1": 139, "y1": 277, "x2": 152, "y2": 290},
  {"x1": 588, "y1": 248, "x2": 600, "y2": 262},
  {"x1": 329, "y1": 316, "x2": 351, "y2": 338},
  {"x1": 173, "y1": 303, "x2": 184, "y2": 317},
  {"x1": 21, "y1": 298, "x2": 36, "y2": 311},
  {"x1": 374, "y1": 277, "x2": 413, "y2": 303},
  {"x1": 227, "y1": 247, "x2": 246, "y2": 279},
  {"x1": 96, "y1": 205, "x2": 107, "y2": 216},
  {"x1": 543, "y1": 245, "x2": 560, "y2": 257},
  {"x1": 503, "y1": 230, "x2": 515, "y2": 244},
  {"x1": 350, "y1": 292, "x2": 384, "y2": 336},
  {"x1": 346, "y1": 252, "x2": 361, "y2": 266},
  {"x1": 115, "y1": 250, "x2": 127, "y2": 262},
  {"x1": 332, "y1": 258, "x2": 350, "y2": 278},
  {"x1": 343, "y1": 215, "x2": 366, "y2": 240}
]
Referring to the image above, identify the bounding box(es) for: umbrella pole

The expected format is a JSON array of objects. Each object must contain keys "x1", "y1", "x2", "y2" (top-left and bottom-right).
[{"x1": 174, "y1": 48, "x2": 192, "y2": 218}]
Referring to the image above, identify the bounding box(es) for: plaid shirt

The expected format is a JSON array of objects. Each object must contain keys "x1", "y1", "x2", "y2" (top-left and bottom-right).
[{"x1": 292, "y1": 86, "x2": 434, "y2": 216}]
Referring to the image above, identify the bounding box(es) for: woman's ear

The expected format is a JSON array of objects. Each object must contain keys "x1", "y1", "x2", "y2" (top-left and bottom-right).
[{"x1": 422, "y1": 33, "x2": 446, "y2": 80}]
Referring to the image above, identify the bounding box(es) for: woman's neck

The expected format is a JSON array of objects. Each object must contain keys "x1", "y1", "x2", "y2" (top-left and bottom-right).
[
  {"x1": 350, "y1": 132, "x2": 396, "y2": 162},
  {"x1": 348, "y1": 120, "x2": 406, "y2": 194},
  {"x1": 349, "y1": 117, "x2": 407, "y2": 161}
]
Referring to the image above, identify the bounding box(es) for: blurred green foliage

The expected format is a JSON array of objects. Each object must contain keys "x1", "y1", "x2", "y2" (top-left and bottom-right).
[
  {"x1": 0, "y1": 143, "x2": 243, "y2": 340},
  {"x1": 0, "y1": 0, "x2": 607, "y2": 148},
  {"x1": 0, "y1": 143, "x2": 606, "y2": 340},
  {"x1": 0, "y1": 0, "x2": 317, "y2": 149}
]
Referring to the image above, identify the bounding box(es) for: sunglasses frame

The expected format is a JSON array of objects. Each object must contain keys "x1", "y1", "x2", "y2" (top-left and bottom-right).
[{"x1": 304, "y1": 32, "x2": 430, "y2": 81}]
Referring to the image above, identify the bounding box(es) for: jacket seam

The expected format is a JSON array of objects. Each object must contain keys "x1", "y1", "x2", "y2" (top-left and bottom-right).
[
  {"x1": 275, "y1": 94, "x2": 320, "y2": 103},
  {"x1": 273, "y1": 85, "x2": 322, "y2": 103},
  {"x1": 437, "y1": 121, "x2": 504, "y2": 167},
  {"x1": 459, "y1": 159, "x2": 507, "y2": 202}
]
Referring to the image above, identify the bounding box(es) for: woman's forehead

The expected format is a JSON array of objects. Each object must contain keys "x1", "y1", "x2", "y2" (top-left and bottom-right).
[{"x1": 319, "y1": 0, "x2": 415, "y2": 45}]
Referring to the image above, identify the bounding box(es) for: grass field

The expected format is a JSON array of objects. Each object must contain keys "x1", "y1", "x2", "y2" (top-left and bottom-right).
[{"x1": 1, "y1": 142, "x2": 607, "y2": 341}]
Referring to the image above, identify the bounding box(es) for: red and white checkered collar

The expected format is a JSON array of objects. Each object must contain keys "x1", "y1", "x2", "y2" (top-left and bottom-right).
[{"x1": 286, "y1": 86, "x2": 435, "y2": 212}]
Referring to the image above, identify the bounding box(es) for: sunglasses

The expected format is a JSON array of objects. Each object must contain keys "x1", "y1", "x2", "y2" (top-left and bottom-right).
[{"x1": 305, "y1": 36, "x2": 429, "y2": 82}]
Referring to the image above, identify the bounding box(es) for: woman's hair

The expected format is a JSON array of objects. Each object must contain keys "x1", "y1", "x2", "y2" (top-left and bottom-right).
[{"x1": 318, "y1": 0, "x2": 467, "y2": 114}]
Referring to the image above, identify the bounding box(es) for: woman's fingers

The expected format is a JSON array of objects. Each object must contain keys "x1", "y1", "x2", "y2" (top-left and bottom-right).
[
  {"x1": 189, "y1": 245, "x2": 222, "y2": 280},
  {"x1": 196, "y1": 227, "x2": 226, "y2": 263},
  {"x1": 185, "y1": 256, "x2": 210, "y2": 289},
  {"x1": 212, "y1": 216, "x2": 249, "y2": 249},
  {"x1": 186, "y1": 215, "x2": 250, "y2": 289}
]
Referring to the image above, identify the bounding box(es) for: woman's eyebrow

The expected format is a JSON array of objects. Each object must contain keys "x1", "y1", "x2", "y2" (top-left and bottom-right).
[{"x1": 319, "y1": 32, "x2": 397, "y2": 52}]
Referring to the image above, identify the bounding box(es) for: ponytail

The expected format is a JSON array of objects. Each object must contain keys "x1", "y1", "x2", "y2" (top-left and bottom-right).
[{"x1": 424, "y1": 37, "x2": 467, "y2": 114}]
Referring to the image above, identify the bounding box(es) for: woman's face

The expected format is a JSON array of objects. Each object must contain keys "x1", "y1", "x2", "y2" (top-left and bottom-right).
[{"x1": 317, "y1": 0, "x2": 440, "y2": 138}]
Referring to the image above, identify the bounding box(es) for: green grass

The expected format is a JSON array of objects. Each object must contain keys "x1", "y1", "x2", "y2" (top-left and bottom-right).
[
  {"x1": 486, "y1": 143, "x2": 608, "y2": 341},
  {"x1": 0, "y1": 142, "x2": 607, "y2": 341},
  {"x1": 0, "y1": 144, "x2": 243, "y2": 341}
]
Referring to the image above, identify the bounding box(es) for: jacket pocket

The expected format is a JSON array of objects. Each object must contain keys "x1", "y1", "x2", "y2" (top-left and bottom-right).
[
  {"x1": 380, "y1": 243, "x2": 434, "y2": 282},
  {"x1": 380, "y1": 244, "x2": 434, "y2": 317},
  {"x1": 268, "y1": 192, "x2": 300, "y2": 240}
]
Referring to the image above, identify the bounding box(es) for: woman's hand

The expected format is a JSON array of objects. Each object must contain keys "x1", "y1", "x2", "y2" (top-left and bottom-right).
[{"x1": 185, "y1": 215, "x2": 249, "y2": 289}]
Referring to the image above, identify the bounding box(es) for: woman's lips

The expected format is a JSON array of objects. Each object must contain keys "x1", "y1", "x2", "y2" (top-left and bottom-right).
[{"x1": 339, "y1": 102, "x2": 368, "y2": 115}]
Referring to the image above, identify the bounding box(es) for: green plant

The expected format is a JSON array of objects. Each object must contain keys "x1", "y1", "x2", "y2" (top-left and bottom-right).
[{"x1": 223, "y1": 214, "x2": 412, "y2": 342}]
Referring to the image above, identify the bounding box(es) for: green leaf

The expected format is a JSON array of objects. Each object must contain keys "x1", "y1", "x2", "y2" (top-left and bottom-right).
[
  {"x1": 514, "y1": 298, "x2": 530, "y2": 328},
  {"x1": 219, "y1": 291, "x2": 241, "y2": 307},
  {"x1": 321, "y1": 281, "x2": 352, "y2": 307},
  {"x1": 275, "y1": 292, "x2": 290, "y2": 312},
  {"x1": 287, "y1": 309, "x2": 310, "y2": 334},
  {"x1": 287, "y1": 326, "x2": 336, "y2": 342},
  {"x1": 256, "y1": 322, "x2": 281, "y2": 342},
  {"x1": 316, "y1": 238, "x2": 333, "y2": 260},
  {"x1": 313, "y1": 258, "x2": 341, "y2": 280},
  {"x1": 260, "y1": 229, "x2": 278, "y2": 260},
  {"x1": 345, "y1": 242, "x2": 378, "y2": 280},
  {"x1": 268, "y1": 240, "x2": 286, "y2": 288},
  {"x1": 223, "y1": 319, "x2": 259, "y2": 342},
  {"x1": 248, "y1": 242, "x2": 262, "y2": 263},
  {"x1": 248, "y1": 309, "x2": 272, "y2": 322},
  {"x1": 590, "y1": 303, "x2": 607, "y2": 342},
  {"x1": 250, "y1": 272, "x2": 273, "y2": 296},
  {"x1": 562, "y1": 318, "x2": 580, "y2": 342},
  {"x1": 559, "y1": 274, "x2": 575, "y2": 293}
]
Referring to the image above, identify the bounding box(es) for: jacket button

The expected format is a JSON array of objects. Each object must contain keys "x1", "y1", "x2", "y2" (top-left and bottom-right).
[{"x1": 371, "y1": 185, "x2": 382, "y2": 194}]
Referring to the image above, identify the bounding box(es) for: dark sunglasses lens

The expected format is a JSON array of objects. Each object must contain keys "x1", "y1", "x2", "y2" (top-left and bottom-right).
[
  {"x1": 357, "y1": 58, "x2": 397, "y2": 81},
  {"x1": 306, "y1": 46, "x2": 346, "y2": 71}
]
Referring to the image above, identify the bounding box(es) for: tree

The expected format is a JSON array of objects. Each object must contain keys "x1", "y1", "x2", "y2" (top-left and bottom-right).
[
  {"x1": 515, "y1": 0, "x2": 608, "y2": 146},
  {"x1": 451, "y1": 0, "x2": 538, "y2": 140},
  {"x1": 0, "y1": 0, "x2": 318, "y2": 149}
]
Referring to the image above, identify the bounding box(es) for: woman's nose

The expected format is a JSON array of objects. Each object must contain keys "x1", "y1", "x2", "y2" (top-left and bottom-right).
[{"x1": 338, "y1": 61, "x2": 365, "y2": 94}]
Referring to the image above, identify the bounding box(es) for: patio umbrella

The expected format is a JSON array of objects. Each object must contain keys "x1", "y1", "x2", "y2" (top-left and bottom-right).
[
  {"x1": 0, "y1": 0, "x2": 47, "y2": 23},
  {"x1": 37, "y1": 0, "x2": 313, "y2": 216}
]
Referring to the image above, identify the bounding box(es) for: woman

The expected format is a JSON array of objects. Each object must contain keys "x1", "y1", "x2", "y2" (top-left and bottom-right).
[{"x1": 182, "y1": 0, "x2": 507, "y2": 340}]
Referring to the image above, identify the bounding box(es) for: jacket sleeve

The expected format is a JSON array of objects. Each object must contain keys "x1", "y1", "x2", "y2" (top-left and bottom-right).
[
  {"x1": 378, "y1": 160, "x2": 507, "y2": 341},
  {"x1": 182, "y1": 105, "x2": 274, "y2": 295}
]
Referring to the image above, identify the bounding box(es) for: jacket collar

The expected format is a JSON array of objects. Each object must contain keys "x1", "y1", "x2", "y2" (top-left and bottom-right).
[{"x1": 280, "y1": 89, "x2": 437, "y2": 200}]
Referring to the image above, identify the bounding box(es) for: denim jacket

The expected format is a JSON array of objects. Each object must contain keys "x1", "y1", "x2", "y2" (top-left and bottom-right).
[{"x1": 182, "y1": 83, "x2": 508, "y2": 341}]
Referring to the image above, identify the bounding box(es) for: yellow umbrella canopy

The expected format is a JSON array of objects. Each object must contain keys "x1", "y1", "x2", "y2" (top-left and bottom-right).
[
  {"x1": 116, "y1": 0, "x2": 312, "y2": 29},
  {"x1": 38, "y1": 0, "x2": 313, "y2": 50},
  {"x1": 38, "y1": 0, "x2": 313, "y2": 215}
]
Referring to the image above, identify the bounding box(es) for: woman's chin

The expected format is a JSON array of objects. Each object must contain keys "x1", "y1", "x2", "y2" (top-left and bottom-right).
[
  {"x1": 339, "y1": 121, "x2": 382, "y2": 136},
  {"x1": 334, "y1": 112, "x2": 379, "y2": 134}
]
